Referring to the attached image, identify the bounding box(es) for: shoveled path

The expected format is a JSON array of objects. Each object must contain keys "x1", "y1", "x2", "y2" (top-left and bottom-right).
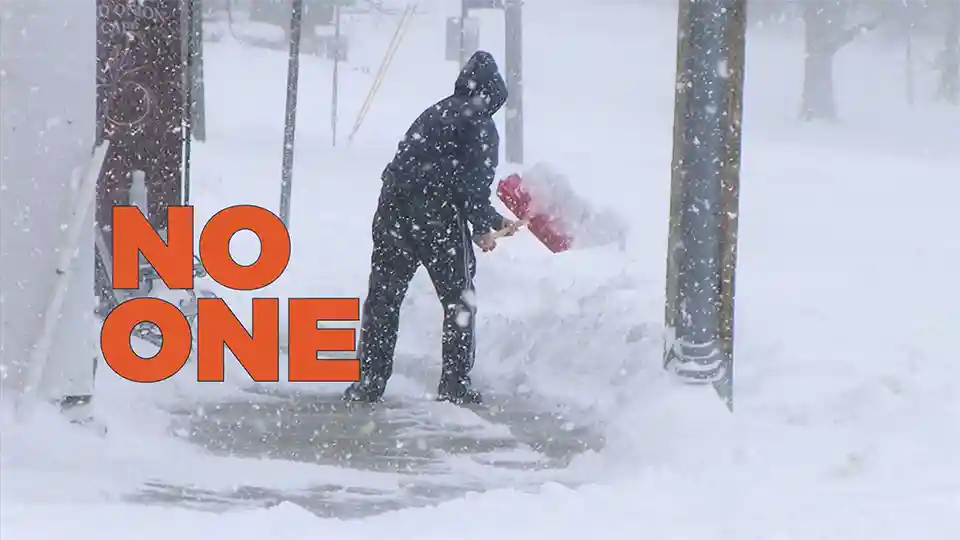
[{"x1": 130, "y1": 384, "x2": 604, "y2": 519}]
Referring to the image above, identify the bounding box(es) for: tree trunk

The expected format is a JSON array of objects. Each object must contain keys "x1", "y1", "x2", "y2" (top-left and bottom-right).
[
  {"x1": 939, "y1": 0, "x2": 960, "y2": 104},
  {"x1": 801, "y1": 0, "x2": 845, "y2": 121},
  {"x1": 802, "y1": 48, "x2": 837, "y2": 120}
]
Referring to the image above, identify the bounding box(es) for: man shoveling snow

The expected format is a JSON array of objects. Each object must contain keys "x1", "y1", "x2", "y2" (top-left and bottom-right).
[{"x1": 344, "y1": 51, "x2": 521, "y2": 405}]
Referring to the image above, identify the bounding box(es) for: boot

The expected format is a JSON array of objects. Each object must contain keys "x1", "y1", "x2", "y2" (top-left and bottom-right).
[
  {"x1": 437, "y1": 377, "x2": 483, "y2": 405},
  {"x1": 342, "y1": 376, "x2": 386, "y2": 403}
]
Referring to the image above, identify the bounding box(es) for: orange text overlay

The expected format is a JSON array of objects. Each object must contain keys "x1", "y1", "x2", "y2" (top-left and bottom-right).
[{"x1": 100, "y1": 205, "x2": 360, "y2": 383}]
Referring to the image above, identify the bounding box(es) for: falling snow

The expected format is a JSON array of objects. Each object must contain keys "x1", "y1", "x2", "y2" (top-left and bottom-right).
[{"x1": 2, "y1": 1, "x2": 959, "y2": 540}]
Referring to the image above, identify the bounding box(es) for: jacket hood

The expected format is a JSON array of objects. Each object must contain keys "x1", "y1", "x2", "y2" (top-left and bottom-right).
[{"x1": 453, "y1": 51, "x2": 508, "y2": 116}]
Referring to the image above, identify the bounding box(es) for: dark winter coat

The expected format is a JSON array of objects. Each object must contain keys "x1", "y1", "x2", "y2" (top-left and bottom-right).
[{"x1": 382, "y1": 50, "x2": 508, "y2": 236}]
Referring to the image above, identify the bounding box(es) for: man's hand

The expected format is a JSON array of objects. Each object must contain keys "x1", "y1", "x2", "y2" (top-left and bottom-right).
[
  {"x1": 498, "y1": 218, "x2": 524, "y2": 237},
  {"x1": 473, "y1": 218, "x2": 525, "y2": 252},
  {"x1": 474, "y1": 231, "x2": 498, "y2": 252}
]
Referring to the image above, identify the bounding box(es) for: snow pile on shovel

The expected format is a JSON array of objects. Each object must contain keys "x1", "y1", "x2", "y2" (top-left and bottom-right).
[{"x1": 513, "y1": 162, "x2": 629, "y2": 251}]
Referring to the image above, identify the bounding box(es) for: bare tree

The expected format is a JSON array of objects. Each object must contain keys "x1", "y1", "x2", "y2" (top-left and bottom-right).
[
  {"x1": 938, "y1": 0, "x2": 960, "y2": 104},
  {"x1": 800, "y1": 0, "x2": 881, "y2": 121}
]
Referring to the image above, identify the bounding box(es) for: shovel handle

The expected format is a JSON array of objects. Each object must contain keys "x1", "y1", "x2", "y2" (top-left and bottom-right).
[
  {"x1": 491, "y1": 219, "x2": 529, "y2": 239},
  {"x1": 471, "y1": 220, "x2": 528, "y2": 251}
]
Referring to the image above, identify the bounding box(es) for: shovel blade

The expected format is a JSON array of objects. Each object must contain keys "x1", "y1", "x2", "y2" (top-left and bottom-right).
[{"x1": 497, "y1": 163, "x2": 626, "y2": 253}]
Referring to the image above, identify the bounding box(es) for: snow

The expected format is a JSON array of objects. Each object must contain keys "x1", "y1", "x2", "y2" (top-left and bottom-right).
[
  {"x1": 2, "y1": 1, "x2": 959, "y2": 539},
  {"x1": 0, "y1": 0, "x2": 98, "y2": 402},
  {"x1": 517, "y1": 161, "x2": 629, "y2": 250}
]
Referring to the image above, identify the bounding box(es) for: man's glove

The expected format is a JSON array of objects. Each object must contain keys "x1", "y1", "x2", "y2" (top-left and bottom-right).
[{"x1": 473, "y1": 217, "x2": 524, "y2": 252}]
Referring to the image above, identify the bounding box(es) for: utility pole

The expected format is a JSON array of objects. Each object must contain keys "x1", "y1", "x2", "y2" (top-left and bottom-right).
[{"x1": 663, "y1": 0, "x2": 747, "y2": 411}]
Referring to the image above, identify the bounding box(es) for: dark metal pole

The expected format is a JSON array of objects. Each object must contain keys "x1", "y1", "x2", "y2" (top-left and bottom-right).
[
  {"x1": 504, "y1": 0, "x2": 523, "y2": 164},
  {"x1": 664, "y1": 0, "x2": 747, "y2": 411},
  {"x1": 182, "y1": 0, "x2": 193, "y2": 204},
  {"x1": 331, "y1": 3, "x2": 341, "y2": 147},
  {"x1": 459, "y1": 0, "x2": 468, "y2": 68},
  {"x1": 279, "y1": 0, "x2": 304, "y2": 230},
  {"x1": 190, "y1": 0, "x2": 207, "y2": 142}
]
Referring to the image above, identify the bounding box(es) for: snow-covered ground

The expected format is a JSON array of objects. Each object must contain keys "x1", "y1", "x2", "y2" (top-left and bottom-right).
[{"x1": 3, "y1": 1, "x2": 959, "y2": 539}]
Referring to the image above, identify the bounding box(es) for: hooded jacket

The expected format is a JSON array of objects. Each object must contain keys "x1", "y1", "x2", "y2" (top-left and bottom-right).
[{"x1": 382, "y1": 50, "x2": 508, "y2": 236}]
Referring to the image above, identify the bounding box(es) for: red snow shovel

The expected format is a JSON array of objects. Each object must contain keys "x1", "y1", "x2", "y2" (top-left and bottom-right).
[{"x1": 496, "y1": 163, "x2": 627, "y2": 253}]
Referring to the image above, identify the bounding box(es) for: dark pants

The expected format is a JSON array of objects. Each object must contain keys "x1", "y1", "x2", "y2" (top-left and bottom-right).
[{"x1": 355, "y1": 179, "x2": 478, "y2": 398}]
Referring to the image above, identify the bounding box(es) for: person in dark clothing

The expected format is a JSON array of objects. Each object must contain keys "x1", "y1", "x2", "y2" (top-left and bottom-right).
[{"x1": 343, "y1": 51, "x2": 520, "y2": 405}]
